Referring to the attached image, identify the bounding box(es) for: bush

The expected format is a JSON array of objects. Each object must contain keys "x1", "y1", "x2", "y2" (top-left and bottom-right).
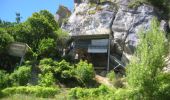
[
  {"x1": 39, "y1": 58, "x2": 57, "y2": 73},
  {"x1": 127, "y1": 18, "x2": 167, "y2": 99},
  {"x1": 0, "y1": 70, "x2": 10, "y2": 89},
  {"x1": 75, "y1": 60, "x2": 95, "y2": 84},
  {"x1": 54, "y1": 60, "x2": 73, "y2": 74},
  {"x1": 68, "y1": 85, "x2": 114, "y2": 99},
  {"x1": 107, "y1": 71, "x2": 116, "y2": 81},
  {"x1": 1, "y1": 86, "x2": 60, "y2": 98},
  {"x1": 0, "y1": 28, "x2": 14, "y2": 53},
  {"x1": 38, "y1": 38, "x2": 56, "y2": 58},
  {"x1": 154, "y1": 73, "x2": 170, "y2": 99},
  {"x1": 10, "y1": 65, "x2": 31, "y2": 86},
  {"x1": 38, "y1": 72, "x2": 56, "y2": 87},
  {"x1": 113, "y1": 88, "x2": 142, "y2": 100},
  {"x1": 39, "y1": 58, "x2": 55, "y2": 65}
]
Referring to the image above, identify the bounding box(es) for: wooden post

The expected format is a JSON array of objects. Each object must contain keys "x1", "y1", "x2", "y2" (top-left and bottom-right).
[
  {"x1": 19, "y1": 44, "x2": 27, "y2": 66},
  {"x1": 19, "y1": 56, "x2": 24, "y2": 66},
  {"x1": 107, "y1": 36, "x2": 111, "y2": 73}
]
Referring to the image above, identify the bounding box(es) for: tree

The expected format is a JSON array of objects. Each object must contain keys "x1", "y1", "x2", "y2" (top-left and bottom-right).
[
  {"x1": 0, "y1": 28, "x2": 14, "y2": 53},
  {"x1": 14, "y1": 10, "x2": 59, "y2": 53},
  {"x1": 127, "y1": 18, "x2": 167, "y2": 99}
]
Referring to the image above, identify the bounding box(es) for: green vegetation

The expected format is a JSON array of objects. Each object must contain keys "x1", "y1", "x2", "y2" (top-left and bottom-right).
[
  {"x1": 0, "y1": 28, "x2": 14, "y2": 53},
  {"x1": 0, "y1": 70, "x2": 10, "y2": 89},
  {"x1": 68, "y1": 85, "x2": 114, "y2": 99},
  {"x1": 75, "y1": 60, "x2": 95, "y2": 84},
  {"x1": 10, "y1": 65, "x2": 31, "y2": 86},
  {"x1": 0, "y1": 5, "x2": 170, "y2": 99},
  {"x1": 2, "y1": 86, "x2": 59, "y2": 98}
]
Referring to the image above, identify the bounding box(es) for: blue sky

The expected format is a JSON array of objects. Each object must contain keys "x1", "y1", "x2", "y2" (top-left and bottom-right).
[{"x1": 0, "y1": 0, "x2": 74, "y2": 22}]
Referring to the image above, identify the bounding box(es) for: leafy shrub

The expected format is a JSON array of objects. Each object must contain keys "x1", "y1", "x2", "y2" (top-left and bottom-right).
[
  {"x1": 0, "y1": 28, "x2": 14, "y2": 53},
  {"x1": 38, "y1": 38, "x2": 56, "y2": 58},
  {"x1": 107, "y1": 71, "x2": 116, "y2": 81},
  {"x1": 75, "y1": 60, "x2": 95, "y2": 84},
  {"x1": 127, "y1": 19, "x2": 167, "y2": 99},
  {"x1": 54, "y1": 60, "x2": 73, "y2": 76},
  {"x1": 39, "y1": 64, "x2": 54, "y2": 74},
  {"x1": 0, "y1": 70, "x2": 10, "y2": 89},
  {"x1": 39, "y1": 58, "x2": 57, "y2": 73},
  {"x1": 2, "y1": 86, "x2": 60, "y2": 98},
  {"x1": 154, "y1": 73, "x2": 170, "y2": 99},
  {"x1": 57, "y1": 60, "x2": 74, "y2": 79},
  {"x1": 113, "y1": 88, "x2": 142, "y2": 100},
  {"x1": 39, "y1": 58, "x2": 55, "y2": 65},
  {"x1": 38, "y1": 72, "x2": 56, "y2": 87},
  {"x1": 68, "y1": 85, "x2": 115, "y2": 99},
  {"x1": 10, "y1": 65, "x2": 31, "y2": 86}
]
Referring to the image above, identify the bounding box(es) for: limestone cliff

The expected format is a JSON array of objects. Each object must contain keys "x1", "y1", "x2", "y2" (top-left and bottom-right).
[{"x1": 62, "y1": 0, "x2": 169, "y2": 65}]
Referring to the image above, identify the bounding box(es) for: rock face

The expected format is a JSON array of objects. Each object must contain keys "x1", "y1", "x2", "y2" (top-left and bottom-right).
[
  {"x1": 55, "y1": 5, "x2": 71, "y2": 26},
  {"x1": 62, "y1": 0, "x2": 169, "y2": 65},
  {"x1": 63, "y1": 2, "x2": 116, "y2": 36},
  {"x1": 112, "y1": 0, "x2": 157, "y2": 64}
]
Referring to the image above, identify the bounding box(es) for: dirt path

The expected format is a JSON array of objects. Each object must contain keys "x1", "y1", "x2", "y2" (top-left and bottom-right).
[{"x1": 95, "y1": 75, "x2": 113, "y2": 87}]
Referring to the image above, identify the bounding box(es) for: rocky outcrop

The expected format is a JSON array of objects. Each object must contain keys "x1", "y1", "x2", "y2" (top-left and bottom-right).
[
  {"x1": 62, "y1": 0, "x2": 169, "y2": 65},
  {"x1": 55, "y1": 5, "x2": 71, "y2": 26},
  {"x1": 63, "y1": 2, "x2": 116, "y2": 36},
  {"x1": 112, "y1": 0, "x2": 157, "y2": 64}
]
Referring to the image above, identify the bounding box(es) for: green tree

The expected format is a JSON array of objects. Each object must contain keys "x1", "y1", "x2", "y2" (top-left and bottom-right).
[
  {"x1": 0, "y1": 28, "x2": 14, "y2": 53},
  {"x1": 38, "y1": 38, "x2": 57, "y2": 58},
  {"x1": 127, "y1": 18, "x2": 167, "y2": 99}
]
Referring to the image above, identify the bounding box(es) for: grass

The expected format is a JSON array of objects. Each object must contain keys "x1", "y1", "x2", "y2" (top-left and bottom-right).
[
  {"x1": 1, "y1": 88, "x2": 70, "y2": 100},
  {"x1": 1, "y1": 94, "x2": 55, "y2": 100}
]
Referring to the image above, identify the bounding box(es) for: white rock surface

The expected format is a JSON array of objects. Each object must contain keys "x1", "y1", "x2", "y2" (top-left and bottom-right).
[{"x1": 63, "y1": 0, "x2": 169, "y2": 65}]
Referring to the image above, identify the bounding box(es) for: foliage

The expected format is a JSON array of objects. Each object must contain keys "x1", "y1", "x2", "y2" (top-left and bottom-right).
[
  {"x1": 39, "y1": 58, "x2": 55, "y2": 66},
  {"x1": 107, "y1": 71, "x2": 126, "y2": 88},
  {"x1": 154, "y1": 73, "x2": 170, "y2": 99},
  {"x1": 127, "y1": 18, "x2": 167, "y2": 99},
  {"x1": 0, "y1": 19, "x2": 16, "y2": 28},
  {"x1": 13, "y1": 10, "x2": 59, "y2": 53},
  {"x1": 107, "y1": 70, "x2": 116, "y2": 81},
  {"x1": 38, "y1": 72, "x2": 56, "y2": 87},
  {"x1": 0, "y1": 28, "x2": 14, "y2": 53},
  {"x1": 38, "y1": 38, "x2": 56, "y2": 58},
  {"x1": 68, "y1": 85, "x2": 114, "y2": 99},
  {"x1": 1, "y1": 86, "x2": 60, "y2": 98},
  {"x1": 54, "y1": 60, "x2": 73, "y2": 75},
  {"x1": 75, "y1": 60, "x2": 95, "y2": 84},
  {"x1": 38, "y1": 58, "x2": 57, "y2": 86},
  {"x1": 10, "y1": 65, "x2": 31, "y2": 86},
  {"x1": 0, "y1": 70, "x2": 10, "y2": 89}
]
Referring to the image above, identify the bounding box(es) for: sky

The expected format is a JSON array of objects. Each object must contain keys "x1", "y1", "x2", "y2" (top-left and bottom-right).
[{"x1": 0, "y1": 0, "x2": 74, "y2": 22}]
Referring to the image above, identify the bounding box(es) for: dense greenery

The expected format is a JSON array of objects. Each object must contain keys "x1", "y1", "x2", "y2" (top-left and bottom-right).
[
  {"x1": 10, "y1": 65, "x2": 31, "y2": 86},
  {"x1": 38, "y1": 58, "x2": 95, "y2": 87},
  {"x1": 75, "y1": 60, "x2": 95, "y2": 84},
  {"x1": 126, "y1": 19, "x2": 169, "y2": 99},
  {"x1": 2, "y1": 86, "x2": 60, "y2": 98},
  {"x1": 0, "y1": 10, "x2": 68, "y2": 71}
]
